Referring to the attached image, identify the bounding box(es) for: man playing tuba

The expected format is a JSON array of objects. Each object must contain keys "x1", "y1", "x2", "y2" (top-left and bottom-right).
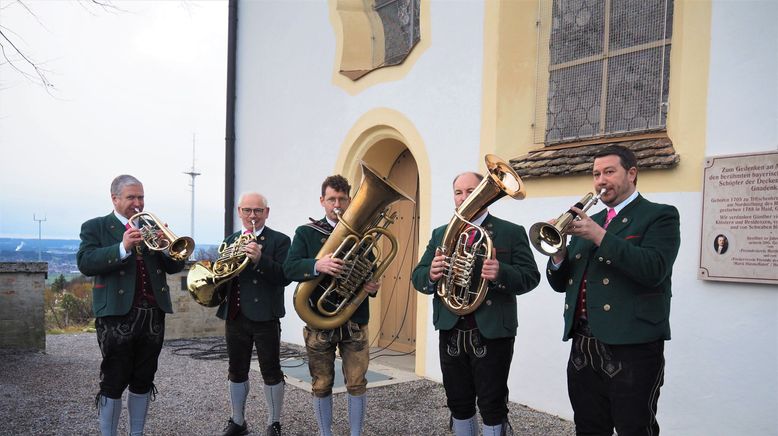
[
  {"x1": 217, "y1": 192, "x2": 291, "y2": 436},
  {"x1": 283, "y1": 175, "x2": 380, "y2": 436},
  {"x1": 412, "y1": 171, "x2": 540, "y2": 436}
]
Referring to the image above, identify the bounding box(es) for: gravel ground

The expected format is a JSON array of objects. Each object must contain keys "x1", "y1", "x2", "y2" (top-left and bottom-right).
[{"x1": 0, "y1": 334, "x2": 573, "y2": 435}]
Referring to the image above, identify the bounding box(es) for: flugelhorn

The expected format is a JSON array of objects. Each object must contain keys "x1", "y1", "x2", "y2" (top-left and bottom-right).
[
  {"x1": 293, "y1": 162, "x2": 414, "y2": 330},
  {"x1": 129, "y1": 210, "x2": 195, "y2": 261},
  {"x1": 528, "y1": 188, "x2": 606, "y2": 256},
  {"x1": 186, "y1": 220, "x2": 256, "y2": 307},
  {"x1": 436, "y1": 154, "x2": 526, "y2": 315}
]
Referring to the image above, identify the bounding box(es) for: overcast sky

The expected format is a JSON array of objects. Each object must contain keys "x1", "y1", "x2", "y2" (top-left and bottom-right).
[{"x1": 0, "y1": 0, "x2": 228, "y2": 244}]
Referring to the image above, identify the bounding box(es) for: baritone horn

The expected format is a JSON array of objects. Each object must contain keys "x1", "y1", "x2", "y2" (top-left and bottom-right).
[
  {"x1": 186, "y1": 220, "x2": 257, "y2": 307},
  {"x1": 293, "y1": 162, "x2": 414, "y2": 330},
  {"x1": 528, "y1": 188, "x2": 606, "y2": 256},
  {"x1": 129, "y1": 210, "x2": 195, "y2": 261},
  {"x1": 436, "y1": 154, "x2": 526, "y2": 316}
]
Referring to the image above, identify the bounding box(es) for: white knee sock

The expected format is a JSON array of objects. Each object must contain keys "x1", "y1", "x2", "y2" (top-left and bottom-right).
[
  {"x1": 263, "y1": 381, "x2": 285, "y2": 425},
  {"x1": 127, "y1": 391, "x2": 150, "y2": 436},
  {"x1": 452, "y1": 415, "x2": 478, "y2": 436},
  {"x1": 348, "y1": 393, "x2": 367, "y2": 436},
  {"x1": 312, "y1": 395, "x2": 333, "y2": 436},
  {"x1": 229, "y1": 380, "x2": 249, "y2": 425}
]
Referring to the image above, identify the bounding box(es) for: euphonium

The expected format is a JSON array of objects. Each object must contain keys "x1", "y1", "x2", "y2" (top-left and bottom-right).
[
  {"x1": 186, "y1": 220, "x2": 256, "y2": 307},
  {"x1": 528, "y1": 188, "x2": 606, "y2": 256},
  {"x1": 437, "y1": 154, "x2": 526, "y2": 316},
  {"x1": 293, "y1": 162, "x2": 414, "y2": 330},
  {"x1": 129, "y1": 210, "x2": 195, "y2": 261}
]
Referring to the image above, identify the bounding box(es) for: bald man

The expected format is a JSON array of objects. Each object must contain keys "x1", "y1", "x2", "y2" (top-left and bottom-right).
[
  {"x1": 217, "y1": 192, "x2": 291, "y2": 436},
  {"x1": 412, "y1": 172, "x2": 539, "y2": 436}
]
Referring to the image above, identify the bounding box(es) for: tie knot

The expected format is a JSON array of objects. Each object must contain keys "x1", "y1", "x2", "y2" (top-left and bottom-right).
[{"x1": 243, "y1": 229, "x2": 252, "y2": 235}]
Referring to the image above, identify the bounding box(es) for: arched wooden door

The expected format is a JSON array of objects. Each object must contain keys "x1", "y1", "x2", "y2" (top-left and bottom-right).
[{"x1": 377, "y1": 149, "x2": 419, "y2": 353}]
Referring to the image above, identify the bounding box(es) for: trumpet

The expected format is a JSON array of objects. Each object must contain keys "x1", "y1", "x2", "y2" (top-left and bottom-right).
[
  {"x1": 129, "y1": 209, "x2": 195, "y2": 261},
  {"x1": 528, "y1": 188, "x2": 606, "y2": 256}
]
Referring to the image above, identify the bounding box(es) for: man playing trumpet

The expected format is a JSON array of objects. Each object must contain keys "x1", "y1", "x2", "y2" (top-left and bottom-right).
[
  {"x1": 544, "y1": 145, "x2": 680, "y2": 435},
  {"x1": 411, "y1": 171, "x2": 539, "y2": 436},
  {"x1": 77, "y1": 174, "x2": 186, "y2": 436}
]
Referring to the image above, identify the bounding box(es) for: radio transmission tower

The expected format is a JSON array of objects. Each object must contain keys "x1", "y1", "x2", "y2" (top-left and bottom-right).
[
  {"x1": 33, "y1": 214, "x2": 46, "y2": 261},
  {"x1": 183, "y1": 134, "x2": 201, "y2": 242}
]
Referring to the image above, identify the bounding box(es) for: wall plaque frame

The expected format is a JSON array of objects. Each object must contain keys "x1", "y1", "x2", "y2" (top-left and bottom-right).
[{"x1": 699, "y1": 151, "x2": 778, "y2": 284}]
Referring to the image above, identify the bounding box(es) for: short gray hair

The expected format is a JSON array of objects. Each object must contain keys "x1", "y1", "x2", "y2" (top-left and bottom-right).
[
  {"x1": 110, "y1": 175, "x2": 142, "y2": 196},
  {"x1": 237, "y1": 192, "x2": 268, "y2": 208}
]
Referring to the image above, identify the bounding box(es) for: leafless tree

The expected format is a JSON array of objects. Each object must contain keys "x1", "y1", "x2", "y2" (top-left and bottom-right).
[{"x1": 0, "y1": 0, "x2": 119, "y2": 91}]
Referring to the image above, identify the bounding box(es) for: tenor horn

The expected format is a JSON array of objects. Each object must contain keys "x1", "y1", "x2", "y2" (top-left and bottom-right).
[
  {"x1": 528, "y1": 188, "x2": 606, "y2": 256},
  {"x1": 186, "y1": 220, "x2": 257, "y2": 307},
  {"x1": 436, "y1": 154, "x2": 526, "y2": 316},
  {"x1": 129, "y1": 210, "x2": 195, "y2": 261},
  {"x1": 293, "y1": 162, "x2": 414, "y2": 330}
]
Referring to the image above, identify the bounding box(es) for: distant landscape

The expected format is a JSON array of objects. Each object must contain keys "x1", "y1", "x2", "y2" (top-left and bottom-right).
[{"x1": 0, "y1": 238, "x2": 218, "y2": 278}]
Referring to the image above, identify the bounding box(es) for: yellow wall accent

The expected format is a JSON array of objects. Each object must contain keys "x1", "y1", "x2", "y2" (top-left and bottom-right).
[
  {"x1": 329, "y1": 0, "x2": 432, "y2": 95},
  {"x1": 482, "y1": 0, "x2": 712, "y2": 197},
  {"x1": 334, "y1": 0, "x2": 386, "y2": 74},
  {"x1": 333, "y1": 108, "x2": 432, "y2": 376}
]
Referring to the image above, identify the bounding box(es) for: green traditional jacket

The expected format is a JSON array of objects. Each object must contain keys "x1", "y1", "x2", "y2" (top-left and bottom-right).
[
  {"x1": 546, "y1": 194, "x2": 680, "y2": 345},
  {"x1": 411, "y1": 214, "x2": 540, "y2": 339},
  {"x1": 77, "y1": 212, "x2": 185, "y2": 317},
  {"x1": 283, "y1": 217, "x2": 371, "y2": 325},
  {"x1": 215, "y1": 227, "x2": 291, "y2": 321}
]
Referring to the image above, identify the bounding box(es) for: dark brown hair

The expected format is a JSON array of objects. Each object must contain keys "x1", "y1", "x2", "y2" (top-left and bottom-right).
[
  {"x1": 321, "y1": 175, "x2": 351, "y2": 197},
  {"x1": 594, "y1": 145, "x2": 638, "y2": 185}
]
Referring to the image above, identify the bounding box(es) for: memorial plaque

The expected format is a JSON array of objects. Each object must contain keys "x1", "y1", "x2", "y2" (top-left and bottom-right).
[{"x1": 699, "y1": 151, "x2": 778, "y2": 284}]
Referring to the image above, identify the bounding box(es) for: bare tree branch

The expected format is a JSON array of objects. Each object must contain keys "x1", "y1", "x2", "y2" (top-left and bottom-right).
[{"x1": 0, "y1": 0, "x2": 122, "y2": 92}]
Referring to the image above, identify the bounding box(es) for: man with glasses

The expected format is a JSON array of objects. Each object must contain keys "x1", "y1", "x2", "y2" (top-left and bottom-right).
[
  {"x1": 219, "y1": 192, "x2": 291, "y2": 436},
  {"x1": 283, "y1": 175, "x2": 380, "y2": 436}
]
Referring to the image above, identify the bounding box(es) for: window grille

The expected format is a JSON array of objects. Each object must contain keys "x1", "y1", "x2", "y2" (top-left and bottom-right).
[{"x1": 534, "y1": 0, "x2": 673, "y2": 145}]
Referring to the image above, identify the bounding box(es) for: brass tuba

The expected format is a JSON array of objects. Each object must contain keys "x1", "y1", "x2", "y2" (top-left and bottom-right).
[
  {"x1": 129, "y1": 210, "x2": 195, "y2": 261},
  {"x1": 528, "y1": 188, "x2": 606, "y2": 256},
  {"x1": 436, "y1": 154, "x2": 526, "y2": 316},
  {"x1": 186, "y1": 221, "x2": 257, "y2": 307},
  {"x1": 293, "y1": 162, "x2": 414, "y2": 330}
]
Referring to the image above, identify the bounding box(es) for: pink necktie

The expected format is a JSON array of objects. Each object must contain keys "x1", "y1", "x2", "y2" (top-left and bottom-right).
[{"x1": 604, "y1": 208, "x2": 617, "y2": 228}]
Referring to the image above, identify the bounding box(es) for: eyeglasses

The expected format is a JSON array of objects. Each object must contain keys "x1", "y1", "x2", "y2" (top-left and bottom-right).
[
  {"x1": 324, "y1": 196, "x2": 350, "y2": 205},
  {"x1": 240, "y1": 207, "x2": 265, "y2": 215}
]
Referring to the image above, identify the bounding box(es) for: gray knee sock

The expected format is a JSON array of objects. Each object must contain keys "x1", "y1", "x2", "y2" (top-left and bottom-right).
[
  {"x1": 347, "y1": 393, "x2": 367, "y2": 436},
  {"x1": 452, "y1": 415, "x2": 478, "y2": 436},
  {"x1": 229, "y1": 380, "x2": 249, "y2": 426},
  {"x1": 127, "y1": 391, "x2": 150, "y2": 436},
  {"x1": 312, "y1": 395, "x2": 333, "y2": 436},
  {"x1": 97, "y1": 395, "x2": 121, "y2": 436},
  {"x1": 483, "y1": 422, "x2": 503, "y2": 436},
  {"x1": 263, "y1": 381, "x2": 285, "y2": 425}
]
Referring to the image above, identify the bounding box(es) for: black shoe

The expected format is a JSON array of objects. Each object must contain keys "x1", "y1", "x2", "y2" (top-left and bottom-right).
[
  {"x1": 266, "y1": 421, "x2": 282, "y2": 436},
  {"x1": 221, "y1": 418, "x2": 248, "y2": 436}
]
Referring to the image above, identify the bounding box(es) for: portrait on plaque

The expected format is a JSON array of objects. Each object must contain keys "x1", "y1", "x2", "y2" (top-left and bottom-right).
[{"x1": 699, "y1": 151, "x2": 778, "y2": 284}]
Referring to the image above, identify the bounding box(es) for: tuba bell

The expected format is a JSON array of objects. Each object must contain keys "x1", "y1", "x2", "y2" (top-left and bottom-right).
[
  {"x1": 186, "y1": 221, "x2": 257, "y2": 307},
  {"x1": 528, "y1": 188, "x2": 606, "y2": 256},
  {"x1": 129, "y1": 210, "x2": 195, "y2": 261},
  {"x1": 436, "y1": 154, "x2": 526, "y2": 316},
  {"x1": 293, "y1": 162, "x2": 414, "y2": 330}
]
